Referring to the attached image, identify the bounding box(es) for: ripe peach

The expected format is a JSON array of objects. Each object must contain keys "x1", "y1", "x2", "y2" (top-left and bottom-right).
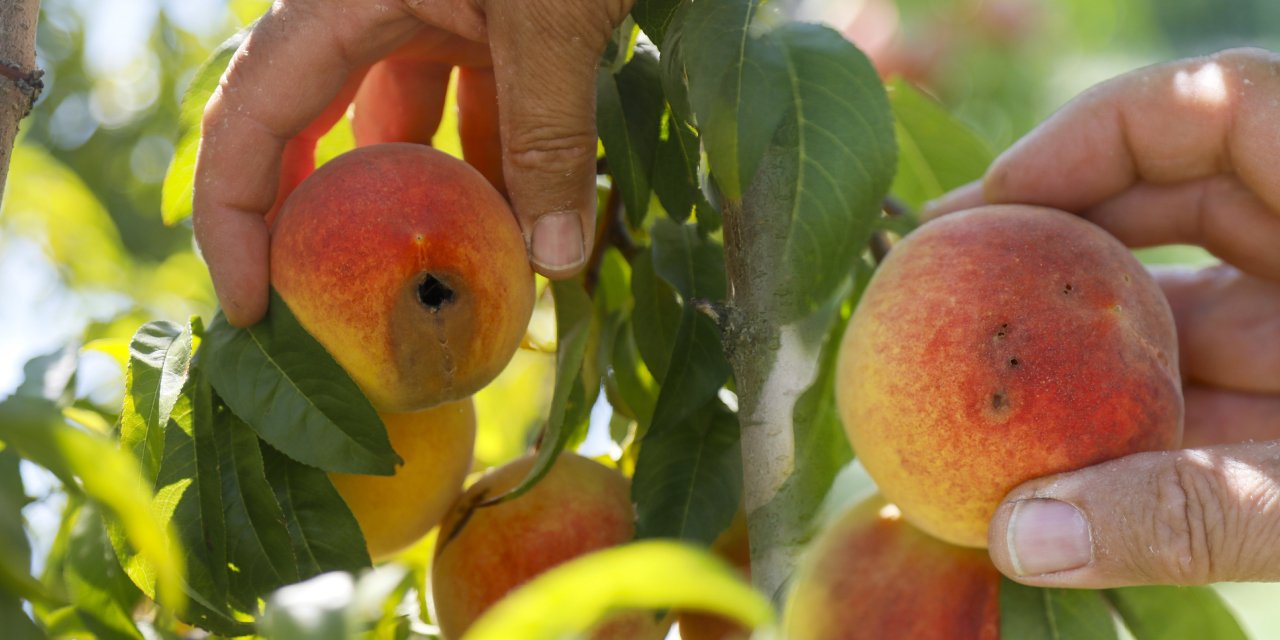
[
  {"x1": 785, "y1": 494, "x2": 1001, "y2": 640},
  {"x1": 837, "y1": 204, "x2": 1182, "y2": 547},
  {"x1": 431, "y1": 452, "x2": 667, "y2": 640},
  {"x1": 328, "y1": 399, "x2": 475, "y2": 561},
  {"x1": 270, "y1": 143, "x2": 534, "y2": 412}
]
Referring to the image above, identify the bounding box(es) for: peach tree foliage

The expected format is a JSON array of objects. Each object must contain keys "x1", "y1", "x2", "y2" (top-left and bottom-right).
[{"x1": 0, "y1": 0, "x2": 1253, "y2": 637}]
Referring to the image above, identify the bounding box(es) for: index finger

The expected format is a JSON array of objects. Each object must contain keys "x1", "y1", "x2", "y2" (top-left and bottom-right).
[
  {"x1": 982, "y1": 48, "x2": 1280, "y2": 212},
  {"x1": 482, "y1": 0, "x2": 634, "y2": 277},
  {"x1": 194, "y1": 3, "x2": 419, "y2": 326}
]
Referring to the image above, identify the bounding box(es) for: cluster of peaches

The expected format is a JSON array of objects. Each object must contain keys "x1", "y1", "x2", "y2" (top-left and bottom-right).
[{"x1": 269, "y1": 45, "x2": 1181, "y2": 640}]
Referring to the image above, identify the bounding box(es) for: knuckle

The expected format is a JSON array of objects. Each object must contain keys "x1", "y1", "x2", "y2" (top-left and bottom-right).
[
  {"x1": 504, "y1": 128, "x2": 598, "y2": 177},
  {"x1": 1144, "y1": 454, "x2": 1232, "y2": 584}
]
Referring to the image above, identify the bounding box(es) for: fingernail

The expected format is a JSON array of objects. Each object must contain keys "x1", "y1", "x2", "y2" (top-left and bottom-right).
[
  {"x1": 530, "y1": 211, "x2": 585, "y2": 271},
  {"x1": 1007, "y1": 499, "x2": 1092, "y2": 576}
]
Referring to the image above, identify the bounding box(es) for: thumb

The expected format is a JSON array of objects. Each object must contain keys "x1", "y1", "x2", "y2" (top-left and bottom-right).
[{"x1": 987, "y1": 441, "x2": 1280, "y2": 587}]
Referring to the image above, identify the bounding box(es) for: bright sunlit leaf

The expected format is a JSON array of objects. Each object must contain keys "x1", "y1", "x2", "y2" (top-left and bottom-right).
[{"x1": 466, "y1": 541, "x2": 773, "y2": 640}]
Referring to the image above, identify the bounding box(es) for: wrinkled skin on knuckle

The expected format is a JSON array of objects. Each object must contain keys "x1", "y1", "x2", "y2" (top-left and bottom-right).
[
  {"x1": 1139, "y1": 451, "x2": 1280, "y2": 584},
  {"x1": 1137, "y1": 454, "x2": 1221, "y2": 585},
  {"x1": 504, "y1": 129, "x2": 598, "y2": 176},
  {"x1": 1227, "y1": 451, "x2": 1280, "y2": 580}
]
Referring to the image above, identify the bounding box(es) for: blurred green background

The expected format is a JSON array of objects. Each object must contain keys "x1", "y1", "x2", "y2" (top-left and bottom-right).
[{"x1": 2, "y1": 0, "x2": 1278, "y2": 637}]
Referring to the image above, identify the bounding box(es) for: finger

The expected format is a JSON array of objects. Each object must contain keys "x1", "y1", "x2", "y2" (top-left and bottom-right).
[
  {"x1": 194, "y1": 3, "x2": 417, "y2": 327},
  {"x1": 920, "y1": 180, "x2": 984, "y2": 220},
  {"x1": 981, "y1": 48, "x2": 1280, "y2": 216},
  {"x1": 987, "y1": 441, "x2": 1280, "y2": 587},
  {"x1": 458, "y1": 65, "x2": 506, "y2": 194},
  {"x1": 1183, "y1": 385, "x2": 1280, "y2": 448},
  {"x1": 1154, "y1": 265, "x2": 1280, "y2": 393},
  {"x1": 1082, "y1": 177, "x2": 1280, "y2": 280},
  {"x1": 352, "y1": 57, "x2": 453, "y2": 147},
  {"x1": 483, "y1": 0, "x2": 633, "y2": 277},
  {"x1": 267, "y1": 70, "x2": 369, "y2": 225}
]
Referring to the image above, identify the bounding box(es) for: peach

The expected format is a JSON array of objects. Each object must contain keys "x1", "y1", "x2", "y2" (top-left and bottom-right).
[
  {"x1": 785, "y1": 494, "x2": 1001, "y2": 640},
  {"x1": 270, "y1": 143, "x2": 534, "y2": 412},
  {"x1": 837, "y1": 205, "x2": 1182, "y2": 548},
  {"x1": 432, "y1": 452, "x2": 667, "y2": 640},
  {"x1": 328, "y1": 399, "x2": 475, "y2": 561}
]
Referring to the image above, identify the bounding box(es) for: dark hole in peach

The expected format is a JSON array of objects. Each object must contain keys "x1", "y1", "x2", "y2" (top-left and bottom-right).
[
  {"x1": 1009, "y1": 358, "x2": 1020, "y2": 367},
  {"x1": 419, "y1": 274, "x2": 455, "y2": 310}
]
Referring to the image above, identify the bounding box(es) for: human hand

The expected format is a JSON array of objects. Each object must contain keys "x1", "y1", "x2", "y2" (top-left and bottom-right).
[
  {"x1": 924, "y1": 47, "x2": 1280, "y2": 587},
  {"x1": 194, "y1": 0, "x2": 633, "y2": 327}
]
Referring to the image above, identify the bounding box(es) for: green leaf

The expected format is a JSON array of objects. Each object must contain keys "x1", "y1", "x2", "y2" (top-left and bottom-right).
[
  {"x1": 122, "y1": 320, "x2": 193, "y2": 482},
  {"x1": 3, "y1": 146, "x2": 130, "y2": 289},
  {"x1": 64, "y1": 505, "x2": 144, "y2": 640},
  {"x1": 631, "y1": 0, "x2": 684, "y2": 47},
  {"x1": 606, "y1": 320, "x2": 657, "y2": 430},
  {"x1": 261, "y1": 444, "x2": 371, "y2": 579},
  {"x1": 1106, "y1": 586, "x2": 1247, "y2": 640},
  {"x1": 1000, "y1": 579, "x2": 1118, "y2": 640},
  {"x1": 162, "y1": 28, "x2": 249, "y2": 226},
  {"x1": 680, "y1": 0, "x2": 790, "y2": 200},
  {"x1": 647, "y1": 308, "x2": 731, "y2": 435},
  {"x1": 466, "y1": 541, "x2": 772, "y2": 640},
  {"x1": 888, "y1": 78, "x2": 994, "y2": 210},
  {"x1": 597, "y1": 50, "x2": 665, "y2": 227},
  {"x1": 0, "y1": 449, "x2": 60, "y2": 607},
  {"x1": 629, "y1": 252, "x2": 682, "y2": 383},
  {"x1": 213, "y1": 404, "x2": 300, "y2": 609},
  {"x1": 0, "y1": 395, "x2": 186, "y2": 610},
  {"x1": 487, "y1": 280, "x2": 593, "y2": 504},
  {"x1": 652, "y1": 110, "x2": 709, "y2": 224},
  {"x1": 633, "y1": 400, "x2": 740, "y2": 544},
  {"x1": 738, "y1": 23, "x2": 896, "y2": 320},
  {"x1": 0, "y1": 595, "x2": 43, "y2": 640},
  {"x1": 650, "y1": 218, "x2": 727, "y2": 301},
  {"x1": 199, "y1": 291, "x2": 399, "y2": 475},
  {"x1": 631, "y1": 298, "x2": 735, "y2": 542},
  {"x1": 15, "y1": 346, "x2": 78, "y2": 404},
  {"x1": 148, "y1": 369, "x2": 248, "y2": 635}
]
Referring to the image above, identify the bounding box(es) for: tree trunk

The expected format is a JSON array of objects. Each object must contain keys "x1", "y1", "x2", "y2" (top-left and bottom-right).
[{"x1": 0, "y1": 0, "x2": 42, "y2": 200}]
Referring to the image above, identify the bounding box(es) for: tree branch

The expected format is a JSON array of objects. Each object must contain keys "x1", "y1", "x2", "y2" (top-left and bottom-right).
[{"x1": 0, "y1": 0, "x2": 43, "y2": 201}]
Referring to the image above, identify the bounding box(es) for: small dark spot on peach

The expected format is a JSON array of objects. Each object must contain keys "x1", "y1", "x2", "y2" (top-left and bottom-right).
[
  {"x1": 991, "y1": 392, "x2": 1006, "y2": 410},
  {"x1": 1009, "y1": 358, "x2": 1020, "y2": 367},
  {"x1": 414, "y1": 233, "x2": 425, "y2": 243},
  {"x1": 1123, "y1": 274, "x2": 1132, "y2": 283},
  {"x1": 1063, "y1": 283, "x2": 1073, "y2": 294}
]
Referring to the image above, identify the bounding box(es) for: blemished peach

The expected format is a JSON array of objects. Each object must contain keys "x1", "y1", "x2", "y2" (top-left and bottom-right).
[
  {"x1": 837, "y1": 205, "x2": 1182, "y2": 547},
  {"x1": 271, "y1": 143, "x2": 534, "y2": 412}
]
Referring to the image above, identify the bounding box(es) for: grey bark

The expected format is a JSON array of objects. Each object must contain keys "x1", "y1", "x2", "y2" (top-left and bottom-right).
[{"x1": 0, "y1": 0, "x2": 43, "y2": 201}]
